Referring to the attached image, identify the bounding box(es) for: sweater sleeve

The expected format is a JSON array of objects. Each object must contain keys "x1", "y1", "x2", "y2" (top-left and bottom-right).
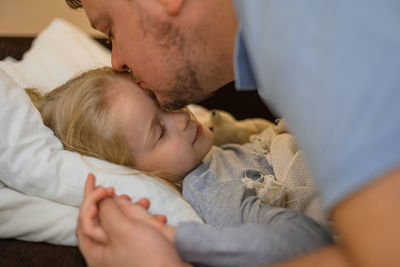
[{"x1": 175, "y1": 208, "x2": 332, "y2": 267}]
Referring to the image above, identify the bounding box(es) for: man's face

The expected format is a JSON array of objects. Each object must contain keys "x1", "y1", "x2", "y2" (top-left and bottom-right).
[{"x1": 82, "y1": 0, "x2": 234, "y2": 109}]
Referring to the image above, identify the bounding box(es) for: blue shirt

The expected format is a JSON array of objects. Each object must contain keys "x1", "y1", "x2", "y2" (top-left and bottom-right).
[{"x1": 233, "y1": 0, "x2": 400, "y2": 210}]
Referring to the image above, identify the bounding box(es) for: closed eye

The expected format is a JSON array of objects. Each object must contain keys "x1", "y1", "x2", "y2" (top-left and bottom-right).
[{"x1": 158, "y1": 123, "x2": 165, "y2": 141}]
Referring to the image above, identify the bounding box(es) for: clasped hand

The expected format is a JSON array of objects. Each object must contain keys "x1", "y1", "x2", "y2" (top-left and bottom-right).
[{"x1": 76, "y1": 173, "x2": 190, "y2": 267}]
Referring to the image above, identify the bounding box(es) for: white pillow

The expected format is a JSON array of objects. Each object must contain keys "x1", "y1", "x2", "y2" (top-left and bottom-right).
[
  {"x1": 0, "y1": 18, "x2": 111, "y2": 93},
  {"x1": 0, "y1": 19, "x2": 202, "y2": 245}
]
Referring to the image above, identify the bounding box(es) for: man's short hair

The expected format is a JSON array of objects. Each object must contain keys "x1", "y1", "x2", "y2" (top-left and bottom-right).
[{"x1": 65, "y1": 0, "x2": 82, "y2": 9}]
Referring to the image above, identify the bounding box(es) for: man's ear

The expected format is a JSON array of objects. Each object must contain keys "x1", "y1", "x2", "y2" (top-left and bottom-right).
[{"x1": 157, "y1": 0, "x2": 184, "y2": 16}]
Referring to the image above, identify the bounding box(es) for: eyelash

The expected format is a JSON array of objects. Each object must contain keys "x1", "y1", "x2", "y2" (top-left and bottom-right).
[{"x1": 159, "y1": 124, "x2": 165, "y2": 140}]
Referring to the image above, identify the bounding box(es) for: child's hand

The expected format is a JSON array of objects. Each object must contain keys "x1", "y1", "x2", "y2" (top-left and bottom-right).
[
  {"x1": 111, "y1": 195, "x2": 174, "y2": 242},
  {"x1": 77, "y1": 173, "x2": 115, "y2": 244},
  {"x1": 76, "y1": 174, "x2": 185, "y2": 267},
  {"x1": 77, "y1": 173, "x2": 163, "y2": 244}
]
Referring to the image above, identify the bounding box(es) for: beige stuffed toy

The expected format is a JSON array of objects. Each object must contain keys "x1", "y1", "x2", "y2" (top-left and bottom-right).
[{"x1": 188, "y1": 104, "x2": 274, "y2": 146}]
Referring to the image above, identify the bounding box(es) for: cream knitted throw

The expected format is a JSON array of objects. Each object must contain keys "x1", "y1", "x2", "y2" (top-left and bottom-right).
[{"x1": 248, "y1": 120, "x2": 331, "y2": 230}]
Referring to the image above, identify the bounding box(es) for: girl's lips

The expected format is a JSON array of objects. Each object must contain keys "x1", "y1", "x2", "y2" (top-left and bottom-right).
[{"x1": 193, "y1": 123, "x2": 203, "y2": 144}]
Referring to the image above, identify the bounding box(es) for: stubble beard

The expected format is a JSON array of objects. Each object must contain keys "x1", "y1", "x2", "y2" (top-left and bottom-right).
[
  {"x1": 144, "y1": 16, "x2": 215, "y2": 109},
  {"x1": 159, "y1": 61, "x2": 211, "y2": 110}
]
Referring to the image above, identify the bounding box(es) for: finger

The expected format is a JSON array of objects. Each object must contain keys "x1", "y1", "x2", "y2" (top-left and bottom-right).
[
  {"x1": 154, "y1": 214, "x2": 168, "y2": 224},
  {"x1": 79, "y1": 200, "x2": 109, "y2": 244},
  {"x1": 84, "y1": 173, "x2": 96, "y2": 195},
  {"x1": 135, "y1": 197, "x2": 150, "y2": 209},
  {"x1": 78, "y1": 207, "x2": 109, "y2": 245},
  {"x1": 76, "y1": 218, "x2": 107, "y2": 257},
  {"x1": 80, "y1": 186, "x2": 115, "y2": 221},
  {"x1": 119, "y1": 194, "x2": 132, "y2": 201},
  {"x1": 80, "y1": 212, "x2": 109, "y2": 244},
  {"x1": 98, "y1": 198, "x2": 138, "y2": 239},
  {"x1": 89, "y1": 186, "x2": 115, "y2": 204},
  {"x1": 85, "y1": 173, "x2": 115, "y2": 199},
  {"x1": 79, "y1": 186, "x2": 114, "y2": 243},
  {"x1": 114, "y1": 195, "x2": 138, "y2": 211}
]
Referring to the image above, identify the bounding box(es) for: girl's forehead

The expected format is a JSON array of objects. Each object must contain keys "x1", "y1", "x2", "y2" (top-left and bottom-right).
[{"x1": 115, "y1": 80, "x2": 158, "y2": 110}]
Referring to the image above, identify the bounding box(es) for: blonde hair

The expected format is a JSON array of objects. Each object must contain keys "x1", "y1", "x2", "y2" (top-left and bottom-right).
[
  {"x1": 26, "y1": 67, "x2": 133, "y2": 167},
  {"x1": 26, "y1": 67, "x2": 182, "y2": 191}
]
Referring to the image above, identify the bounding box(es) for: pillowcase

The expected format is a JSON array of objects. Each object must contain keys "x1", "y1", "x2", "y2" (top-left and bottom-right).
[
  {"x1": 0, "y1": 181, "x2": 78, "y2": 245},
  {"x1": 0, "y1": 19, "x2": 202, "y2": 245},
  {"x1": 0, "y1": 18, "x2": 110, "y2": 93}
]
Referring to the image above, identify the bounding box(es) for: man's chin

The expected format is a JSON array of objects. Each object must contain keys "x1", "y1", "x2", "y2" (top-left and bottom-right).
[
  {"x1": 159, "y1": 98, "x2": 188, "y2": 110},
  {"x1": 160, "y1": 92, "x2": 211, "y2": 110}
]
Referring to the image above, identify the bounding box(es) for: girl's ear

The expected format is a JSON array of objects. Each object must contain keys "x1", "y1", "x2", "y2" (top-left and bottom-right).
[{"x1": 157, "y1": 0, "x2": 184, "y2": 16}]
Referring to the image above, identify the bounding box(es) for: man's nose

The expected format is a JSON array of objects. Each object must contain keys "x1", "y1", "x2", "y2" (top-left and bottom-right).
[{"x1": 111, "y1": 48, "x2": 129, "y2": 72}]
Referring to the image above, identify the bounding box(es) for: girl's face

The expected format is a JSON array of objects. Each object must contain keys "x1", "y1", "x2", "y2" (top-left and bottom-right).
[{"x1": 110, "y1": 77, "x2": 213, "y2": 180}]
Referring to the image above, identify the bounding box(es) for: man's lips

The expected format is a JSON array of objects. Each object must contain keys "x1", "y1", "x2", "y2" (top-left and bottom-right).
[{"x1": 193, "y1": 123, "x2": 202, "y2": 144}]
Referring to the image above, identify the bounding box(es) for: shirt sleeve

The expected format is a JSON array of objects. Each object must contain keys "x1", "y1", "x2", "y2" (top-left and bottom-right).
[
  {"x1": 234, "y1": 0, "x2": 400, "y2": 210},
  {"x1": 175, "y1": 209, "x2": 332, "y2": 267}
]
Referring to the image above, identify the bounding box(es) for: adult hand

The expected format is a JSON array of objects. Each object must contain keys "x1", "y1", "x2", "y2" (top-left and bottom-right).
[
  {"x1": 76, "y1": 173, "x2": 189, "y2": 267},
  {"x1": 111, "y1": 194, "x2": 176, "y2": 243}
]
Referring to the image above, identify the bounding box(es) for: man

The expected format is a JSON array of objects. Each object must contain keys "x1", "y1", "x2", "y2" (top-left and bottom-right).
[{"x1": 68, "y1": 0, "x2": 400, "y2": 266}]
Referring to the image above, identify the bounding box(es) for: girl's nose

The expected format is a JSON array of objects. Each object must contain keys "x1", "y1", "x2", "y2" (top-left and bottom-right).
[{"x1": 169, "y1": 109, "x2": 190, "y2": 131}]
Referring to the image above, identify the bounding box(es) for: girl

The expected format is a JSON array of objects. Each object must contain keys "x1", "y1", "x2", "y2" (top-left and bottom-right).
[
  {"x1": 26, "y1": 67, "x2": 214, "y2": 190},
  {"x1": 27, "y1": 67, "x2": 331, "y2": 267}
]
